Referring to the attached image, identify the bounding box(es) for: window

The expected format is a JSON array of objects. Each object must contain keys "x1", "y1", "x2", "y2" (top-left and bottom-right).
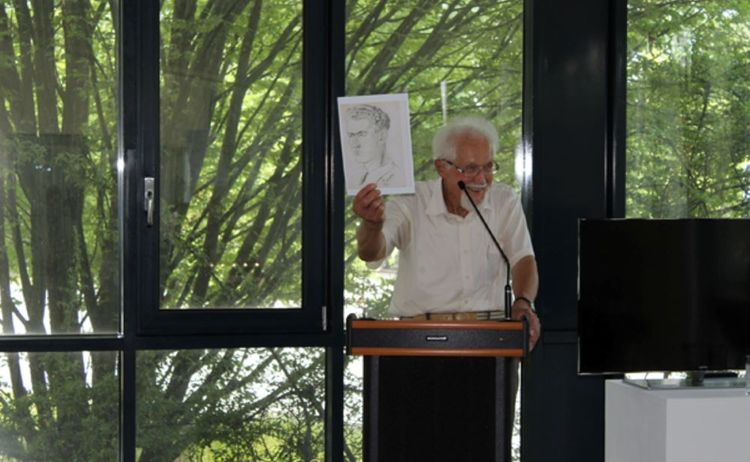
[
  {"x1": 343, "y1": 0, "x2": 525, "y2": 318},
  {"x1": 627, "y1": 0, "x2": 750, "y2": 218},
  {"x1": 136, "y1": 348, "x2": 325, "y2": 460},
  {"x1": 158, "y1": 0, "x2": 304, "y2": 311},
  {"x1": 0, "y1": 3, "x2": 120, "y2": 458},
  {"x1": 0, "y1": 1, "x2": 334, "y2": 460},
  {"x1": 137, "y1": 0, "x2": 325, "y2": 334},
  {"x1": 343, "y1": 2, "x2": 525, "y2": 461},
  {"x1": 0, "y1": 0, "x2": 119, "y2": 337},
  {"x1": 0, "y1": 1, "x2": 528, "y2": 460}
]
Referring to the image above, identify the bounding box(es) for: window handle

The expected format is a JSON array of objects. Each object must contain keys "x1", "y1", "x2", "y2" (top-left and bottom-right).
[{"x1": 144, "y1": 177, "x2": 155, "y2": 227}]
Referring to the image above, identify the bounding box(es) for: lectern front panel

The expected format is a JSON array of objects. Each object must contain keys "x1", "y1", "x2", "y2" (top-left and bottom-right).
[{"x1": 364, "y1": 356, "x2": 513, "y2": 462}]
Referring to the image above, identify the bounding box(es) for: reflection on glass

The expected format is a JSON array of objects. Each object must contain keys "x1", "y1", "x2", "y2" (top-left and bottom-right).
[
  {"x1": 0, "y1": 351, "x2": 119, "y2": 460},
  {"x1": 159, "y1": 0, "x2": 303, "y2": 309},
  {"x1": 0, "y1": 2, "x2": 120, "y2": 335},
  {"x1": 627, "y1": 1, "x2": 750, "y2": 218},
  {"x1": 343, "y1": 3, "x2": 524, "y2": 460},
  {"x1": 136, "y1": 348, "x2": 325, "y2": 460}
]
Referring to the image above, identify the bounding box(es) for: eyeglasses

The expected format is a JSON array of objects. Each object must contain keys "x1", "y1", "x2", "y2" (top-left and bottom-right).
[{"x1": 442, "y1": 159, "x2": 499, "y2": 176}]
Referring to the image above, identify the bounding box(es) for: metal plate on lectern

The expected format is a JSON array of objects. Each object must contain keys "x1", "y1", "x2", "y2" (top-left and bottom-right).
[{"x1": 347, "y1": 318, "x2": 527, "y2": 357}]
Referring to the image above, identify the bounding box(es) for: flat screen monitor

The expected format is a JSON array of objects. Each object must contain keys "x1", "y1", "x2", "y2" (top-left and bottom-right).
[{"x1": 577, "y1": 218, "x2": 750, "y2": 374}]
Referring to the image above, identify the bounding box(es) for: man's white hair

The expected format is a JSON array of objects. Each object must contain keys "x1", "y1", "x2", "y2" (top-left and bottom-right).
[{"x1": 431, "y1": 116, "x2": 499, "y2": 161}]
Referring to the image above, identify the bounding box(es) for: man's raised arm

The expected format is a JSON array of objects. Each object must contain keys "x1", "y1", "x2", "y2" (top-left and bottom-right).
[{"x1": 353, "y1": 183, "x2": 386, "y2": 262}]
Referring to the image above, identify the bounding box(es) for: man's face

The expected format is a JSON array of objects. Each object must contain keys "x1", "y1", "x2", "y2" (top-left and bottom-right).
[
  {"x1": 347, "y1": 117, "x2": 387, "y2": 165},
  {"x1": 440, "y1": 133, "x2": 494, "y2": 205}
]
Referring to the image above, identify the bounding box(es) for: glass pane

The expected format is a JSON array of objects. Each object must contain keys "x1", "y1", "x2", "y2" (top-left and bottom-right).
[
  {"x1": 343, "y1": 0, "x2": 525, "y2": 320},
  {"x1": 343, "y1": 356, "x2": 363, "y2": 462},
  {"x1": 0, "y1": 3, "x2": 120, "y2": 335},
  {"x1": 627, "y1": 1, "x2": 750, "y2": 218},
  {"x1": 136, "y1": 348, "x2": 325, "y2": 461},
  {"x1": 159, "y1": 0, "x2": 303, "y2": 309},
  {"x1": 0, "y1": 351, "x2": 119, "y2": 461}
]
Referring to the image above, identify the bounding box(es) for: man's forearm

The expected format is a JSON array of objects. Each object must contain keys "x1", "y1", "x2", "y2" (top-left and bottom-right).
[
  {"x1": 510, "y1": 255, "x2": 541, "y2": 350},
  {"x1": 356, "y1": 221, "x2": 386, "y2": 261},
  {"x1": 511, "y1": 255, "x2": 539, "y2": 302}
]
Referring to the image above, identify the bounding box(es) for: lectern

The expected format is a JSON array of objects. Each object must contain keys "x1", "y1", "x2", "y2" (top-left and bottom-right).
[{"x1": 346, "y1": 315, "x2": 528, "y2": 462}]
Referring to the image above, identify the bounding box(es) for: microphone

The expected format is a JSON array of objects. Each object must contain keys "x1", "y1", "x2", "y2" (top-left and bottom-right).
[{"x1": 458, "y1": 180, "x2": 512, "y2": 320}]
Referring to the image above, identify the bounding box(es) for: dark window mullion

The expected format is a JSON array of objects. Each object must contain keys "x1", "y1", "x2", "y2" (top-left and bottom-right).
[
  {"x1": 121, "y1": 1, "x2": 156, "y2": 460},
  {"x1": 607, "y1": 0, "x2": 627, "y2": 218},
  {"x1": 318, "y1": 0, "x2": 346, "y2": 462},
  {"x1": 302, "y1": 0, "x2": 331, "y2": 333}
]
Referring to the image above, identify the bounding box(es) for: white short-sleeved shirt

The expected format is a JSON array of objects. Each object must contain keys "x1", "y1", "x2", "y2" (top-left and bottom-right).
[{"x1": 368, "y1": 179, "x2": 535, "y2": 318}]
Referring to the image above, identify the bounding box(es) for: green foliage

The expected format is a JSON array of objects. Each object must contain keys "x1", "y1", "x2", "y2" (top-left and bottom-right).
[
  {"x1": 0, "y1": 352, "x2": 119, "y2": 461},
  {"x1": 345, "y1": 0, "x2": 523, "y2": 182},
  {"x1": 135, "y1": 348, "x2": 326, "y2": 462},
  {"x1": 0, "y1": 0, "x2": 526, "y2": 459},
  {"x1": 627, "y1": 0, "x2": 750, "y2": 218},
  {"x1": 5, "y1": 0, "x2": 745, "y2": 461},
  {"x1": 158, "y1": 0, "x2": 304, "y2": 309}
]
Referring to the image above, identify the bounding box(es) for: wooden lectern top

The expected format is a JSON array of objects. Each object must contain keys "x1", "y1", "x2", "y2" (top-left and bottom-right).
[{"x1": 346, "y1": 315, "x2": 528, "y2": 358}]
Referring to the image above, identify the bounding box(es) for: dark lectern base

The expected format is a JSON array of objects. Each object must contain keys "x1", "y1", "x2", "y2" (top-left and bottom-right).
[{"x1": 364, "y1": 356, "x2": 514, "y2": 462}]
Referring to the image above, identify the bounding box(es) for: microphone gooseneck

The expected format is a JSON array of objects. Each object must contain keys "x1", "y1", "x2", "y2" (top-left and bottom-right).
[{"x1": 458, "y1": 181, "x2": 512, "y2": 320}]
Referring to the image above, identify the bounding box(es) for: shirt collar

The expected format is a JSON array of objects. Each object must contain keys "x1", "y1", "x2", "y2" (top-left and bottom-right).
[{"x1": 426, "y1": 178, "x2": 449, "y2": 216}]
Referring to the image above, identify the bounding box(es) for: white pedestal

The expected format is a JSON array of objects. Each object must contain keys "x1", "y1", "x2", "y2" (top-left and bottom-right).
[{"x1": 605, "y1": 379, "x2": 750, "y2": 462}]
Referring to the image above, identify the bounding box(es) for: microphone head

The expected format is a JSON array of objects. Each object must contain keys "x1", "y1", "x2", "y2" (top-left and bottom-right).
[{"x1": 457, "y1": 180, "x2": 466, "y2": 190}]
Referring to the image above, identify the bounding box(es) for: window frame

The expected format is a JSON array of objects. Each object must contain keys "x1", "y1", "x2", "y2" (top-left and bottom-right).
[
  {"x1": 609, "y1": 0, "x2": 627, "y2": 219},
  {"x1": 119, "y1": 1, "x2": 345, "y2": 461},
  {"x1": 127, "y1": 1, "x2": 336, "y2": 336}
]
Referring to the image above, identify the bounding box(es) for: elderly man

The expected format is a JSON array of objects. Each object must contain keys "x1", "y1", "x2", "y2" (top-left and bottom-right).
[
  {"x1": 352, "y1": 116, "x2": 540, "y2": 349},
  {"x1": 345, "y1": 104, "x2": 403, "y2": 188}
]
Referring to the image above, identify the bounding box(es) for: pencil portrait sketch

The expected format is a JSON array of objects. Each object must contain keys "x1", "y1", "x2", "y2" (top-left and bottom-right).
[{"x1": 338, "y1": 93, "x2": 415, "y2": 196}]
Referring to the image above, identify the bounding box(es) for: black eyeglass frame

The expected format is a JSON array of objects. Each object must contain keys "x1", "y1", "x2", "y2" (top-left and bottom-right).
[{"x1": 441, "y1": 159, "x2": 500, "y2": 176}]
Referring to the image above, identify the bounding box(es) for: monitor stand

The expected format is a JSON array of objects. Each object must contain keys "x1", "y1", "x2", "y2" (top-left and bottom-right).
[{"x1": 624, "y1": 371, "x2": 746, "y2": 390}]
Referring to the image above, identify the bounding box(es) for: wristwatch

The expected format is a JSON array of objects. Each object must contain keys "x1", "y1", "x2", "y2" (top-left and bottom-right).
[{"x1": 514, "y1": 296, "x2": 535, "y2": 311}]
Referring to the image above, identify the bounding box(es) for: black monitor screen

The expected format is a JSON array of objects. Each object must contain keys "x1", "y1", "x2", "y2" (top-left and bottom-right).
[{"x1": 577, "y1": 219, "x2": 750, "y2": 374}]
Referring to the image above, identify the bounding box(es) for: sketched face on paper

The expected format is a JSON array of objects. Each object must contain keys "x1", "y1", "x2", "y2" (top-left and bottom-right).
[
  {"x1": 346, "y1": 105, "x2": 390, "y2": 167},
  {"x1": 338, "y1": 93, "x2": 414, "y2": 196}
]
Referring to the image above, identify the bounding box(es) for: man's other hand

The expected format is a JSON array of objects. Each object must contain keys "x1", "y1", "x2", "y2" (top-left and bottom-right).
[{"x1": 512, "y1": 301, "x2": 541, "y2": 351}]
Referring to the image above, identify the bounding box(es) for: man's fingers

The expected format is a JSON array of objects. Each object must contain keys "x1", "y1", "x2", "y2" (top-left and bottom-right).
[
  {"x1": 354, "y1": 183, "x2": 378, "y2": 201},
  {"x1": 528, "y1": 316, "x2": 541, "y2": 351},
  {"x1": 517, "y1": 310, "x2": 541, "y2": 351},
  {"x1": 362, "y1": 190, "x2": 382, "y2": 209},
  {"x1": 353, "y1": 184, "x2": 385, "y2": 223}
]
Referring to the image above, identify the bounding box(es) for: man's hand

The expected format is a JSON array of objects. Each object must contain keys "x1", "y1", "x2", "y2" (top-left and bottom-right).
[
  {"x1": 512, "y1": 300, "x2": 541, "y2": 351},
  {"x1": 353, "y1": 183, "x2": 385, "y2": 224}
]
